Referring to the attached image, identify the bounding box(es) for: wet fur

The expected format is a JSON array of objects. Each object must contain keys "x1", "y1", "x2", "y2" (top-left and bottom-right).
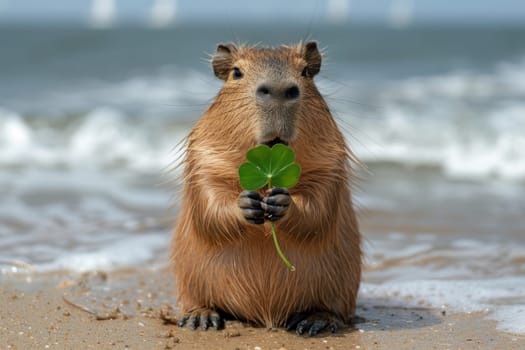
[{"x1": 171, "y1": 43, "x2": 361, "y2": 328}]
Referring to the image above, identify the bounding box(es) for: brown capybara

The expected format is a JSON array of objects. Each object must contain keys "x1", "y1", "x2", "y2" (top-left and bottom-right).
[{"x1": 172, "y1": 42, "x2": 361, "y2": 336}]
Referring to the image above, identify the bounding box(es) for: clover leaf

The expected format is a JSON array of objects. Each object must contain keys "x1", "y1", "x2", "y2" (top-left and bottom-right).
[
  {"x1": 239, "y1": 144, "x2": 301, "y2": 190},
  {"x1": 238, "y1": 143, "x2": 301, "y2": 271}
]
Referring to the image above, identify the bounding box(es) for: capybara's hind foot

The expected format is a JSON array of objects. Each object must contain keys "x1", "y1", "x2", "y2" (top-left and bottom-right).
[
  {"x1": 285, "y1": 311, "x2": 344, "y2": 336},
  {"x1": 177, "y1": 308, "x2": 224, "y2": 330}
]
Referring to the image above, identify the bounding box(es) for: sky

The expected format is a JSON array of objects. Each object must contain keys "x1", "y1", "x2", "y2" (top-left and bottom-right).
[{"x1": 0, "y1": 0, "x2": 524, "y2": 26}]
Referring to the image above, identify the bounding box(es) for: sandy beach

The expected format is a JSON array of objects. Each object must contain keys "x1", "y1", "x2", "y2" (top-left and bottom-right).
[{"x1": 1, "y1": 266, "x2": 523, "y2": 350}]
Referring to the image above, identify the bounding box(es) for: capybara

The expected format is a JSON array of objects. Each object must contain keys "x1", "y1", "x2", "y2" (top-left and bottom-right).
[{"x1": 172, "y1": 42, "x2": 361, "y2": 336}]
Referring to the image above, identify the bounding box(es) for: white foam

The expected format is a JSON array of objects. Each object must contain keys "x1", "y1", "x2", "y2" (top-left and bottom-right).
[
  {"x1": 0, "y1": 108, "x2": 36, "y2": 163},
  {"x1": 68, "y1": 107, "x2": 174, "y2": 171},
  {"x1": 444, "y1": 103, "x2": 525, "y2": 180},
  {"x1": 0, "y1": 106, "x2": 187, "y2": 173},
  {"x1": 360, "y1": 277, "x2": 525, "y2": 334},
  {"x1": 0, "y1": 109, "x2": 32, "y2": 147},
  {"x1": 36, "y1": 233, "x2": 168, "y2": 273},
  {"x1": 362, "y1": 232, "x2": 525, "y2": 334},
  {"x1": 489, "y1": 305, "x2": 525, "y2": 334},
  {"x1": 350, "y1": 99, "x2": 525, "y2": 181}
]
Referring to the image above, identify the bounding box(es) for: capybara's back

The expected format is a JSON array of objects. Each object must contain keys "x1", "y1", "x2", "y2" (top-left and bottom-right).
[{"x1": 172, "y1": 42, "x2": 361, "y2": 336}]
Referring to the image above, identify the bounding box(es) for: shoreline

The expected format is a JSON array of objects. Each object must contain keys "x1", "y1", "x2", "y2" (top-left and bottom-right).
[{"x1": 1, "y1": 269, "x2": 523, "y2": 350}]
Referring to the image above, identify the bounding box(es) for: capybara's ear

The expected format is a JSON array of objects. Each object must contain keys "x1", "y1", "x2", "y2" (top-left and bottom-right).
[
  {"x1": 302, "y1": 41, "x2": 322, "y2": 77},
  {"x1": 212, "y1": 43, "x2": 237, "y2": 80}
]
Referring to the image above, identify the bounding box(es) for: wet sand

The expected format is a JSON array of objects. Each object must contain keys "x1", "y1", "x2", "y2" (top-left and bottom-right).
[{"x1": 1, "y1": 268, "x2": 523, "y2": 350}]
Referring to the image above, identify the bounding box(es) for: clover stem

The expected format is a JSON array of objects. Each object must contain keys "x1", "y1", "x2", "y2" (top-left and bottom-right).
[
  {"x1": 268, "y1": 178, "x2": 296, "y2": 272},
  {"x1": 270, "y1": 222, "x2": 296, "y2": 271}
]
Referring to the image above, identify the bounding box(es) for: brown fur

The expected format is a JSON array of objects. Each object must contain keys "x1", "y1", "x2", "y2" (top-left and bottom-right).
[{"x1": 171, "y1": 42, "x2": 361, "y2": 328}]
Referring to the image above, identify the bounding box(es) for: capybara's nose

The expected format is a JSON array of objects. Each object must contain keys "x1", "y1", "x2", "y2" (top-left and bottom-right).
[{"x1": 256, "y1": 82, "x2": 300, "y2": 104}]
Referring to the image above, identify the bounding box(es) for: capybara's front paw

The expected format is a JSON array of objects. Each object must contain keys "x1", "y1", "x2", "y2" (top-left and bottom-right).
[
  {"x1": 285, "y1": 311, "x2": 343, "y2": 336},
  {"x1": 178, "y1": 308, "x2": 224, "y2": 331},
  {"x1": 262, "y1": 187, "x2": 291, "y2": 222},
  {"x1": 238, "y1": 190, "x2": 265, "y2": 224}
]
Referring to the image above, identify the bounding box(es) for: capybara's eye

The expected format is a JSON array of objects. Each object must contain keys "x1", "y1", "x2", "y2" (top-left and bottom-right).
[
  {"x1": 232, "y1": 67, "x2": 243, "y2": 80},
  {"x1": 301, "y1": 66, "x2": 310, "y2": 77}
]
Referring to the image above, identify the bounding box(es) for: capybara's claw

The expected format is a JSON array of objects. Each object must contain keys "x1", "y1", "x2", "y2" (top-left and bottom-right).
[
  {"x1": 178, "y1": 309, "x2": 223, "y2": 331},
  {"x1": 284, "y1": 312, "x2": 308, "y2": 331},
  {"x1": 238, "y1": 190, "x2": 265, "y2": 224},
  {"x1": 210, "y1": 313, "x2": 222, "y2": 329},
  {"x1": 285, "y1": 312, "x2": 342, "y2": 336},
  {"x1": 262, "y1": 187, "x2": 290, "y2": 221},
  {"x1": 297, "y1": 319, "x2": 332, "y2": 336},
  {"x1": 177, "y1": 315, "x2": 189, "y2": 328}
]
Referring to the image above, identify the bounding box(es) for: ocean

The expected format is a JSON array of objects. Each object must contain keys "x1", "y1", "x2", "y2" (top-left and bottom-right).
[{"x1": 1, "y1": 23, "x2": 524, "y2": 334}]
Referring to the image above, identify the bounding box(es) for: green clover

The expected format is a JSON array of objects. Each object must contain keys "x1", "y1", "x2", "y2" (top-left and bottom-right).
[
  {"x1": 238, "y1": 144, "x2": 301, "y2": 271},
  {"x1": 239, "y1": 143, "x2": 301, "y2": 190}
]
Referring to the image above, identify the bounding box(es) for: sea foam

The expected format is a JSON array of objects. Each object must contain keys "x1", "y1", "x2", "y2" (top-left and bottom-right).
[{"x1": 361, "y1": 277, "x2": 525, "y2": 334}]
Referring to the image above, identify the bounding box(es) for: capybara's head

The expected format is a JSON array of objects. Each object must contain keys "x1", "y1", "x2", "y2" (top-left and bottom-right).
[{"x1": 211, "y1": 42, "x2": 322, "y2": 147}]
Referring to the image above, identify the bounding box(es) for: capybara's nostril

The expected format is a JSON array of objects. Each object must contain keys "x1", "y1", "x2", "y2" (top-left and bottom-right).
[
  {"x1": 285, "y1": 85, "x2": 300, "y2": 100},
  {"x1": 256, "y1": 85, "x2": 271, "y2": 99}
]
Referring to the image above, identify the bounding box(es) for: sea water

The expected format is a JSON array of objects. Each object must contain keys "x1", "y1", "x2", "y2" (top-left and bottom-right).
[{"x1": 0, "y1": 23, "x2": 524, "y2": 334}]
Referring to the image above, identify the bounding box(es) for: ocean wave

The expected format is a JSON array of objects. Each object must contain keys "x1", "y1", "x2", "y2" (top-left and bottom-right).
[
  {"x1": 0, "y1": 107, "x2": 186, "y2": 173},
  {"x1": 2, "y1": 56, "x2": 525, "y2": 181},
  {"x1": 341, "y1": 56, "x2": 525, "y2": 182},
  {"x1": 2, "y1": 100, "x2": 525, "y2": 181},
  {"x1": 349, "y1": 101, "x2": 525, "y2": 181}
]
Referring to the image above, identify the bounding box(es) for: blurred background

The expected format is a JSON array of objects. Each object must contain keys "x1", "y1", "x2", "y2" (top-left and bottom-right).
[{"x1": 1, "y1": 0, "x2": 525, "y2": 333}]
